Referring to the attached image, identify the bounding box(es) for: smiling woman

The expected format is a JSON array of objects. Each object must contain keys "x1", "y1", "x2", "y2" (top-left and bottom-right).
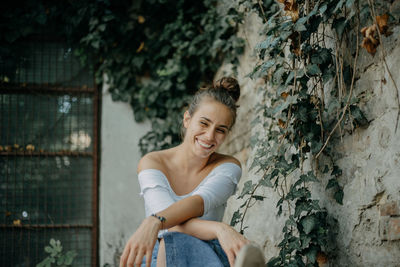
[{"x1": 119, "y1": 77, "x2": 265, "y2": 267}]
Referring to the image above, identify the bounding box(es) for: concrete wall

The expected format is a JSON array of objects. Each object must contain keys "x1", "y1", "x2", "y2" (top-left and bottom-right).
[
  {"x1": 99, "y1": 83, "x2": 150, "y2": 266},
  {"x1": 219, "y1": 8, "x2": 400, "y2": 267}
]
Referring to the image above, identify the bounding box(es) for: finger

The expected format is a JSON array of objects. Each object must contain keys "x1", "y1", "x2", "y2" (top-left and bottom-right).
[
  {"x1": 145, "y1": 250, "x2": 152, "y2": 267},
  {"x1": 232, "y1": 244, "x2": 242, "y2": 259},
  {"x1": 120, "y1": 244, "x2": 130, "y2": 267},
  {"x1": 127, "y1": 248, "x2": 137, "y2": 267},
  {"x1": 134, "y1": 249, "x2": 145, "y2": 267},
  {"x1": 226, "y1": 250, "x2": 235, "y2": 267}
]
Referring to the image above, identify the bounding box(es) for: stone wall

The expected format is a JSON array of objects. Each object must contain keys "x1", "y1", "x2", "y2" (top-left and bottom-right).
[{"x1": 219, "y1": 9, "x2": 400, "y2": 267}]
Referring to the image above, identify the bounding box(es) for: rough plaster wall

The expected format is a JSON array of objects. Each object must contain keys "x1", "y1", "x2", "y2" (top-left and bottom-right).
[
  {"x1": 220, "y1": 10, "x2": 400, "y2": 267},
  {"x1": 100, "y1": 83, "x2": 150, "y2": 266}
]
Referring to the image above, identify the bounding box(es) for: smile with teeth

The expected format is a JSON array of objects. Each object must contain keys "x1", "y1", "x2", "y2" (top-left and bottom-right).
[{"x1": 197, "y1": 139, "x2": 214, "y2": 149}]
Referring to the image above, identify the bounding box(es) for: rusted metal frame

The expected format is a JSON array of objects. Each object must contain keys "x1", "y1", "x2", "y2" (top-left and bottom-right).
[
  {"x1": 0, "y1": 95, "x2": 5, "y2": 267},
  {"x1": 48, "y1": 41, "x2": 54, "y2": 257},
  {"x1": 12, "y1": 94, "x2": 17, "y2": 265},
  {"x1": 67, "y1": 62, "x2": 73, "y2": 244},
  {"x1": 28, "y1": 43, "x2": 34, "y2": 261},
  {"x1": 0, "y1": 84, "x2": 95, "y2": 94},
  {"x1": 91, "y1": 77, "x2": 100, "y2": 267},
  {"x1": 0, "y1": 224, "x2": 92, "y2": 229},
  {"x1": 25, "y1": 89, "x2": 32, "y2": 260}
]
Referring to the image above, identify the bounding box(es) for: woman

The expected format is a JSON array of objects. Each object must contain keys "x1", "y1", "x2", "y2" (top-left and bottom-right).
[{"x1": 120, "y1": 77, "x2": 264, "y2": 267}]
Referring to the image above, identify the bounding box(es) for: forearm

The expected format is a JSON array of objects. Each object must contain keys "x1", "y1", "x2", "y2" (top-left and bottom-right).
[
  {"x1": 156, "y1": 195, "x2": 204, "y2": 229},
  {"x1": 169, "y1": 218, "x2": 224, "y2": 240}
]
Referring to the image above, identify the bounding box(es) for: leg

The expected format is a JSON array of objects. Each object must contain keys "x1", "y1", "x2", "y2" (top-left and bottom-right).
[
  {"x1": 156, "y1": 239, "x2": 166, "y2": 267},
  {"x1": 163, "y1": 232, "x2": 224, "y2": 267}
]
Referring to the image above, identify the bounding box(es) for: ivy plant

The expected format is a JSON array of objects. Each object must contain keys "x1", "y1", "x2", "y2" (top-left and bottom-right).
[
  {"x1": 36, "y1": 239, "x2": 77, "y2": 267},
  {"x1": 230, "y1": 0, "x2": 395, "y2": 265}
]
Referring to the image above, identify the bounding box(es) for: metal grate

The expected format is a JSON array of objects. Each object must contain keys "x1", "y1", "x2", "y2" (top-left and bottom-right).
[{"x1": 0, "y1": 39, "x2": 98, "y2": 266}]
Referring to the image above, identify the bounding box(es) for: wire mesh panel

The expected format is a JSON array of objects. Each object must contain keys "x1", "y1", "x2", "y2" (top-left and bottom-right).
[{"x1": 0, "y1": 40, "x2": 98, "y2": 266}]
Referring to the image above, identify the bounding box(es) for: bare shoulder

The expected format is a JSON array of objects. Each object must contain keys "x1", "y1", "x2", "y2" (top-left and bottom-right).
[
  {"x1": 137, "y1": 150, "x2": 167, "y2": 173},
  {"x1": 211, "y1": 153, "x2": 241, "y2": 168}
]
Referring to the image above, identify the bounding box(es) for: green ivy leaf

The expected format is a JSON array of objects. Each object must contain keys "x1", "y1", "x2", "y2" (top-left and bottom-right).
[
  {"x1": 322, "y1": 165, "x2": 329, "y2": 173},
  {"x1": 332, "y1": 17, "x2": 347, "y2": 37},
  {"x1": 239, "y1": 181, "x2": 255, "y2": 199},
  {"x1": 301, "y1": 172, "x2": 319, "y2": 183},
  {"x1": 44, "y1": 246, "x2": 52, "y2": 253},
  {"x1": 350, "y1": 105, "x2": 368, "y2": 127},
  {"x1": 65, "y1": 251, "x2": 78, "y2": 265},
  {"x1": 300, "y1": 235, "x2": 312, "y2": 249},
  {"x1": 294, "y1": 22, "x2": 307, "y2": 32},
  {"x1": 311, "y1": 141, "x2": 322, "y2": 154},
  {"x1": 267, "y1": 256, "x2": 281, "y2": 267},
  {"x1": 301, "y1": 215, "x2": 316, "y2": 234},
  {"x1": 252, "y1": 195, "x2": 266, "y2": 200},
  {"x1": 277, "y1": 205, "x2": 283, "y2": 216},
  {"x1": 260, "y1": 174, "x2": 273, "y2": 187},
  {"x1": 57, "y1": 255, "x2": 65, "y2": 266},
  {"x1": 334, "y1": 188, "x2": 344, "y2": 205},
  {"x1": 273, "y1": 95, "x2": 298, "y2": 114},
  {"x1": 346, "y1": 0, "x2": 356, "y2": 8},
  {"x1": 230, "y1": 210, "x2": 242, "y2": 226},
  {"x1": 331, "y1": 165, "x2": 342, "y2": 176},
  {"x1": 305, "y1": 245, "x2": 318, "y2": 263},
  {"x1": 325, "y1": 178, "x2": 339, "y2": 190},
  {"x1": 306, "y1": 64, "x2": 321, "y2": 75},
  {"x1": 260, "y1": 60, "x2": 276, "y2": 72},
  {"x1": 333, "y1": 0, "x2": 346, "y2": 14},
  {"x1": 319, "y1": 4, "x2": 328, "y2": 15}
]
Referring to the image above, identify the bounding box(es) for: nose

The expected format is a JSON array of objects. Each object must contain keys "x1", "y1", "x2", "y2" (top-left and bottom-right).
[{"x1": 204, "y1": 127, "x2": 215, "y2": 141}]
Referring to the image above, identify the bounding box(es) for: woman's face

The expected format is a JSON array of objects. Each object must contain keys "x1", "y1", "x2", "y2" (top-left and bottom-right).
[{"x1": 183, "y1": 98, "x2": 233, "y2": 158}]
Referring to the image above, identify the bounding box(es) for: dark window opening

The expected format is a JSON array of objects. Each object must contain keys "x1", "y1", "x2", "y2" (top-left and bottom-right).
[{"x1": 0, "y1": 39, "x2": 99, "y2": 266}]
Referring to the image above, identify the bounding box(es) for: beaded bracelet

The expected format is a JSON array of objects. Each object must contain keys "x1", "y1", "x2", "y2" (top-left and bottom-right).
[{"x1": 150, "y1": 213, "x2": 166, "y2": 228}]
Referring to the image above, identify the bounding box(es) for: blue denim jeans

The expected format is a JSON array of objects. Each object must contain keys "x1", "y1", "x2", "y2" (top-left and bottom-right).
[{"x1": 141, "y1": 232, "x2": 229, "y2": 267}]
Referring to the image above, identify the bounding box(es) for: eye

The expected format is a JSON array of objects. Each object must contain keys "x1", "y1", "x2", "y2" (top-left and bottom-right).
[
  {"x1": 200, "y1": 121, "x2": 208, "y2": 126},
  {"x1": 217, "y1": 128, "x2": 226, "y2": 134}
]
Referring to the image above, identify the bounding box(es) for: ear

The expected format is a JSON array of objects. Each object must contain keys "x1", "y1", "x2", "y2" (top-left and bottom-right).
[{"x1": 183, "y1": 110, "x2": 191, "y2": 128}]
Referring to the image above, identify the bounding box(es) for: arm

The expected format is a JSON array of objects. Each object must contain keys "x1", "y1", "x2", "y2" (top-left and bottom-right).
[{"x1": 120, "y1": 194, "x2": 205, "y2": 267}]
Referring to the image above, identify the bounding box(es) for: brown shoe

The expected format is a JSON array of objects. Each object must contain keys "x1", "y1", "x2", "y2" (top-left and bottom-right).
[{"x1": 234, "y1": 244, "x2": 265, "y2": 267}]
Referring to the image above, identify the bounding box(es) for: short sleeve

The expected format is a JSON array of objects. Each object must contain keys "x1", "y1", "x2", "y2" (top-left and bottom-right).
[
  {"x1": 192, "y1": 163, "x2": 242, "y2": 215},
  {"x1": 138, "y1": 169, "x2": 175, "y2": 215}
]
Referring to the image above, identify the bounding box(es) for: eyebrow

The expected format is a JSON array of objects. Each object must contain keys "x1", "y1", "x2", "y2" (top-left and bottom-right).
[{"x1": 200, "y1": 117, "x2": 229, "y2": 129}]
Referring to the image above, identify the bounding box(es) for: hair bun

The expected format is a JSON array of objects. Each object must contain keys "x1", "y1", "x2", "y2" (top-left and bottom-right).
[{"x1": 214, "y1": 77, "x2": 240, "y2": 102}]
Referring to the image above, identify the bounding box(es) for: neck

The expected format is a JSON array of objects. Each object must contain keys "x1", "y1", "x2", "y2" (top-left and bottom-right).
[{"x1": 173, "y1": 142, "x2": 211, "y2": 174}]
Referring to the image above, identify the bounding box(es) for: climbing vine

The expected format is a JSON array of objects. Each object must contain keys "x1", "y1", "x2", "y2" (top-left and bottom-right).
[{"x1": 230, "y1": 0, "x2": 396, "y2": 265}]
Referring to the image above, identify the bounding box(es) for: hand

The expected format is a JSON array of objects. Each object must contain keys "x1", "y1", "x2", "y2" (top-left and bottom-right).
[
  {"x1": 216, "y1": 223, "x2": 250, "y2": 267},
  {"x1": 120, "y1": 216, "x2": 161, "y2": 267}
]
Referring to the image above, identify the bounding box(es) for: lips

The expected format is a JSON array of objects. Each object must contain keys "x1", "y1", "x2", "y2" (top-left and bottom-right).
[{"x1": 196, "y1": 138, "x2": 214, "y2": 149}]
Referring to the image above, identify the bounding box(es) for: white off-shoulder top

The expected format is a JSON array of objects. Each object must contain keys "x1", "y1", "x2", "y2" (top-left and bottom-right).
[{"x1": 138, "y1": 162, "x2": 242, "y2": 222}]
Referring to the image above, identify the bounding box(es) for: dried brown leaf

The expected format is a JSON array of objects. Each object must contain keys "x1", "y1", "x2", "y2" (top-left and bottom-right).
[
  {"x1": 277, "y1": 0, "x2": 299, "y2": 22},
  {"x1": 278, "y1": 119, "x2": 286, "y2": 128},
  {"x1": 376, "y1": 14, "x2": 392, "y2": 36},
  {"x1": 361, "y1": 24, "x2": 379, "y2": 55}
]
